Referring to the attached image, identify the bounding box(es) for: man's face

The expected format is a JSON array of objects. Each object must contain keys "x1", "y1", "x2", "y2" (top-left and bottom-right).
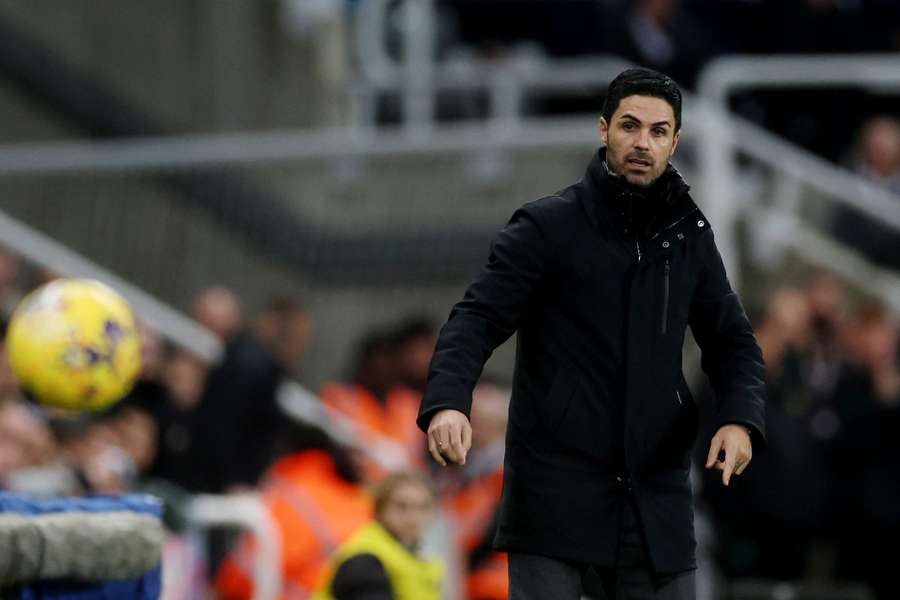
[{"x1": 599, "y1": 95, "x2": 680, "y2": 187}]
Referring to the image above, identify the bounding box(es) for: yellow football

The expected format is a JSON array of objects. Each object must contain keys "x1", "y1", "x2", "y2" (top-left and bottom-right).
[{"x1": 5, "y1": 278, "x2": 141, "y2": 412}]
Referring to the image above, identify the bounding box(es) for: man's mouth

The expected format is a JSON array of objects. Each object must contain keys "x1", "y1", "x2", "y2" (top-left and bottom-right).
[{"x1": 626, "y1": 157, "x2": 652, "y2": 172}]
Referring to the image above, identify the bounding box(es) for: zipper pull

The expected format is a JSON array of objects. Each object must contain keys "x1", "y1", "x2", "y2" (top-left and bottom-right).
[{"x1": 636, "y1": 240, "x2": 642, "y2": 262}]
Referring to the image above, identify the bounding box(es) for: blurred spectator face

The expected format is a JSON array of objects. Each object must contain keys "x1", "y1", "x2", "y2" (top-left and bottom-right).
[
  {"x1": 470, "y1": 383, "x2": 509, "y2": 450},
  {"x1": 0, "y1": 342, "x2": 18, "y2": 402},
  {"x1": 396, "y1": 332, "x2": 435, "y2": 391},
  {"x1": 859, "y1": 314, "x2": 898, "y2": 370},
  {"x1": 0, "y1": 402, "x2": 56, "y2": 478},
  {"x1": 63, "y1": 421, "x2": 134, "y2": 494},
  {"x1": 275, "y1": 310, "x2": 312, "y2": 372},
  {"x1": 860, "y1": 116, "x2": 900, "y2": 179},
  {"x1": 354, "y1": 332, "x2": 397, "y2": 397},
  {"x1": 253, "y1": 299, "x2": 311, "y2": 371},
  {"x1": 163, "y1": 350, "x2": 207, "y2": 410},
  {"x1": 766, "y1": 289, "x2": 812, "y2": 349},
  {"x1": 191, "y1": 286, "x2": 243, "y2": 342},
  {"x1": 806, "y1": 273, "x2": 846, "y2": 330},
  {"x1": 0, "y1": 248, "x2": 19, "y2": 292},
  {"x1": 600, "y1": 95, "x2": 680, "y2": 188},
  {"x1": 137, "y1": 322, "x2": 165, "y2": 382},
  {"x1": 377, "y1": 477, "x2": 436, "y2": 548},
  {"x1": 110, "y1": 407, "x2": 158, "y2": 473}
]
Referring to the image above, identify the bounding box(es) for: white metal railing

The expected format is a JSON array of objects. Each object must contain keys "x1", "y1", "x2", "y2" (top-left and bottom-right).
[
  {"x1": 694, "y1": 54, "x2": 900, "y2": 302},
  {"x1": 188, "y1": 494, "x2": 282, "y2": 600},
  {"x1": 0, "y1": 209, "x2": 222, "y2": 363}
]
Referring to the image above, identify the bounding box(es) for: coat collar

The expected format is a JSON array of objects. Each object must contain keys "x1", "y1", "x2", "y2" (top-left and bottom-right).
[{"x1": 581, "y1": 147, "x2": 694, "y2": 239}]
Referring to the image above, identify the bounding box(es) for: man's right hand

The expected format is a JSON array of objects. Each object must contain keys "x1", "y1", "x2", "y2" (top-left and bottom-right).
[{"x1": 426, "y1": 409, "x2": 472, "y2": 466}]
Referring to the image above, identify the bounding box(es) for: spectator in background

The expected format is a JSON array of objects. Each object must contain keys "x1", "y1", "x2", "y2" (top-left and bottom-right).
[
  {"x1": 187, "y1": 296, "x2": 311, "y2": 493},
  {"x1": 700, "y1": 289, "x2": 832, "y2": 580},
  {"x1": 321, "y1": 317, "x2": 436, "y2": 482},
  {"x1": 853, "y1": 115, "x2": 900, "y2": 195},
  {"x1": 0, "y1": 400, "x2": 58, "y2": 489},
  {"x1": 191, "y1": 285, "x2": 244, "y2": 343},
  {"x1": 831, "y1": 302, "x2": 900, "y2": 600},
  {"x1": 391, "y1": 317, "x2": 437, "y2": 393},
  {"x1": 312, "y1": 471, "x2": 444, "y2": 600},
  {"x1": 0, "y1": 248, "x2": 22, "y2": 320},
  {"x1": 349, "y1": 328, "x2": 397, "y2": 402},
  {"x1": 144, "y1": 349, "x2": 208, "y2": 489},
  {"x1": 833, "y1": 115, "x2": 900, "y2": 270},
  {"x1": 0, "y1": 319, "x2": 19, "y2": 405},
  {"x1": 603, "y1": 0, "x2": 715, "y2": 87},
  {"x1": 804, "y1": 272, "x2": 847, "y2": 402},
  {"x1": 216, "y1": 421, "x2": 372, "y2": 600},
  {"x1": 119, "y1": 323, "x2": 168, "y2": 421},
  {"x1": 444, "y1": 381, "x2": 509, "y2": 600}
]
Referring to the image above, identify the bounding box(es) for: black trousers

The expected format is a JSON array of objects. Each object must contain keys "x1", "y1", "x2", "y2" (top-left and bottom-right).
[{"x1": 508, "y1": 494, "x2": 696, "y2": 600}]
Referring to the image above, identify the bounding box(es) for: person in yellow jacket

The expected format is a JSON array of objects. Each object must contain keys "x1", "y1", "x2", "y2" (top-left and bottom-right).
[{"x1": 313, "y1": 471, "x2": 444, "y2": 600}]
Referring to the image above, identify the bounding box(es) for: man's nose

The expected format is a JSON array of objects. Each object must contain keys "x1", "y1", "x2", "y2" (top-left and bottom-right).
[{"x1": 635, "y1": 129, "x2": 650, "y2": 150}]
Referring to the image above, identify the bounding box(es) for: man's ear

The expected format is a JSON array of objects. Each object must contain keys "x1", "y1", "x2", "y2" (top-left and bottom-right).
[
  {"x1": 670, "y1": 129, "x2": 681, "y2": 158},
  {"x1": 599, "y1": 117, "x2": 609, "y2": 146}
]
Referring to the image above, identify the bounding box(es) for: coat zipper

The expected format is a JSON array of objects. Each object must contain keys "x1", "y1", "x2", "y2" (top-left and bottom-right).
[
  {"x1": 676, "y1": 390, "x2": 682, "y2": 405},
  {"x1": 661, "y1": 259, "x2": 670, "y2": 334},
  {"x1": 635, "y1": 240, "x2": 642, "y2": 262}
]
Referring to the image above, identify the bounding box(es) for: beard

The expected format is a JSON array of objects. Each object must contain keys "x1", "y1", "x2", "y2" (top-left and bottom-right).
[{"x1": 607, "y1": 147, "x2": 667, "y2": 187}]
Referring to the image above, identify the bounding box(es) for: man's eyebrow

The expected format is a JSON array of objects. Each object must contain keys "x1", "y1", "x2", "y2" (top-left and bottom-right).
[{"x1": 619, "y1": 113, "x2": 672, "y2": 128}]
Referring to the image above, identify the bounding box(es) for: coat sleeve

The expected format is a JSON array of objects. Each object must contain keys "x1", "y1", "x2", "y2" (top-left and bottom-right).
[
  {"x1": 417, "y1": 202, "x2": 554, "y2": 432},
  {"x1": 688, "y1": 230, "x2": 767, "y2": 445}
]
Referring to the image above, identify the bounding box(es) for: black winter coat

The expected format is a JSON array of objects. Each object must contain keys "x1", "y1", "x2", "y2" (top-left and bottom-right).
[{"x1": 418, "y1": 148, "x2": 766, "y2": 573}]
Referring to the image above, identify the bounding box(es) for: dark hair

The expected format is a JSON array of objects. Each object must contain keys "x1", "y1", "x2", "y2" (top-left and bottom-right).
[
  {"x1": 390, "y1": 316, "x2": 437, "y2": 347},
  {"x1": 373, "y1": 470, "x2": 437, "y2": 517},
  {"x1": 602, "y1": 68, "x2": 682, "y2": 132}
]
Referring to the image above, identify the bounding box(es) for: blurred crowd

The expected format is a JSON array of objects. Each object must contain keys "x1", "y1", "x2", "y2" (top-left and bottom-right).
[
  {"x1": 441, "y1": 0, "x2": 900, "y2": 87},
  {"x1": 696, "y1": 273, "x2": 900, "y2": 599},
  {"x1": 421, "y1": 0, "x2": 900, "y2": 165}
]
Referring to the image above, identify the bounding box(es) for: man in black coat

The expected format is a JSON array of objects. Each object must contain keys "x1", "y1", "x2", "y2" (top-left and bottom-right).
[{"x1": 417, "y1": 68, "x2": 766, "y2": 599}]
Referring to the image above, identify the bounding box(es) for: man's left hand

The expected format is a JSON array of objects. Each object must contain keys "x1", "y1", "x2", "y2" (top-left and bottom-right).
[{"x1": 705, "y1": 424, "x2": 752, "y2": 486}]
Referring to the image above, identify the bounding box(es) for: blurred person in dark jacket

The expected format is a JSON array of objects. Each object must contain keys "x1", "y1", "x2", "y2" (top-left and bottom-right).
[
  {"x1": 603, "y1": 0, "x2": 718, "y2": 88},
  {"x1": 804, "y1": 272, "x2": 848, "y2": 401},
  {"x1": 699, "y1": 289, "x2": 833, "y2": 580},
  {"x1": 142, "y1": 349, "x2": 207, "y2": 489},
  {"x1": 419, "y1": 68, "x2": 765, "y2": 599},
  {"x1": 189, "y1": 296, "x2": 311, "y2": 493},
  {"x1": 831, "y1": 302, "x2": 900, "y2": 600}
]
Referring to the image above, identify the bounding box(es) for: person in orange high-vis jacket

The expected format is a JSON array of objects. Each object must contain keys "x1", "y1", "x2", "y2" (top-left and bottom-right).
[
  {"x1": 216, "y1": 424, "x2": 372, "y2": 600},
  {"x1": 320, "y1": 383, "x2": 424, "y2": 481},
  {"x1": 320, "y1": 320, "x2": 437, "y2": 483},
  {"x1": 445, "y1": 382, "x2": 510, "y2": 600}
]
